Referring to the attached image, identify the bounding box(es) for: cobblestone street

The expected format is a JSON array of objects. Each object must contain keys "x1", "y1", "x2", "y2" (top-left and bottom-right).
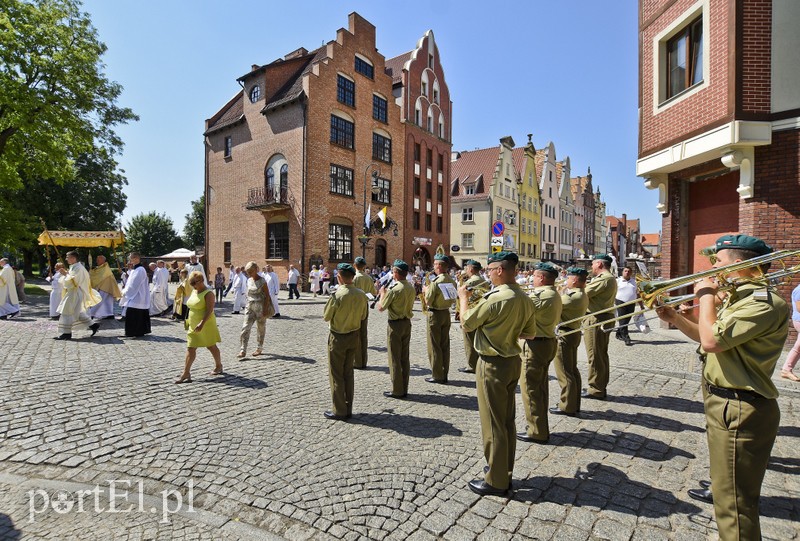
[{"x1": 1, "y1": 290, "x2": 798, "y2": 540}]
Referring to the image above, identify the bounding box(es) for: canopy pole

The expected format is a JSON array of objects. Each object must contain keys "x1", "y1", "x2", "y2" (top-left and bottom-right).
[{"x1": 39, "y1": 219, "x2": 64, "y2": 267}]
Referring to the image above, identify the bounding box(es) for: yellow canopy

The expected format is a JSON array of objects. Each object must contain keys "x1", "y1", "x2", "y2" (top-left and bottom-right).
[{"x1": 38, "y1": 230, "x2": 126, "y2": 249}]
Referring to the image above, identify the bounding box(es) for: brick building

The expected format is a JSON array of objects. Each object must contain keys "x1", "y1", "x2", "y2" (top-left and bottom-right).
[{"x1": 204, "y1": 13, "x2": 450, "y2": 283}]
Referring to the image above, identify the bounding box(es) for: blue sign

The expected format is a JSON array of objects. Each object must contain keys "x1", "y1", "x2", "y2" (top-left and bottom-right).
[{"x1": 492, "y1": 221, "x2": 505, "y2": 236}]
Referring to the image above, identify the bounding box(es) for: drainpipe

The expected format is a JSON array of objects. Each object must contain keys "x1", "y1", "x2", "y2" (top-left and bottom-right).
[{"x1": 301, "y1": 98, "x2": 307, "y2": 276}]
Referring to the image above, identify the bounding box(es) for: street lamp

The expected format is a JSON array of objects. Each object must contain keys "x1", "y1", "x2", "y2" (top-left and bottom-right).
[{"x1": 360, "y1": 163, "x2": 381, "y2": 258}]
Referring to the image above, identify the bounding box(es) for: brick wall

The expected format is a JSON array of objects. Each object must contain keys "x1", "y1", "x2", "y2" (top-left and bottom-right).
[{"x1": 740, "y1": 0, "x2": 772, "y2": 114}]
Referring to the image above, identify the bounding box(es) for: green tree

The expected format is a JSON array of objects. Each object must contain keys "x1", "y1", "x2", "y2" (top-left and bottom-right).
[
  {"x1": 182, "y1": 194, "x2": 205, "y2": 249},
  {"x1": 125, "y1": 211, "x2": 182, "y2": 256},
  {"x1": 0, "y1": 0, "x2": 138, "y2": 189}
]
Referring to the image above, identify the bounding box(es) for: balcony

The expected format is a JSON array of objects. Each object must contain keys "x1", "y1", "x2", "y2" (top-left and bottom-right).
[{"x1": 246, "y1": 185, "x2": 290, "y2": 211}]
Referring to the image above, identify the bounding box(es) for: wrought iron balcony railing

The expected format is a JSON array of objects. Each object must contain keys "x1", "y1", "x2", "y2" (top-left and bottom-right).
[{"x1": 245, "y1": 185, "x2": 290, "y2": 210}]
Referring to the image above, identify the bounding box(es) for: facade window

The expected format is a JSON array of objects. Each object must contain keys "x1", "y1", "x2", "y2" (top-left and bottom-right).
[
  {"x1": 329, "y1": 164, "x2": 354, "y2": 197},
  {"x1": 439, "y1": 121, "x2": 444, "y2": 138},
  {"x1": 433, "y1": 88, "x2": 439, "y2": 103},
  {"x1": 337, "y1": 75, "x2": 355, "y2": 107},
  {"x1": 371, "y1": 177, "x2": 391, "y2": 205},
  {"x1": 421, "y1": 81, "x2": 427, "y2": 96},
  {"x1": 438, "y1": 153, "x2": 444, "y2": 172},
  {"x1": 427, "y1": 116, "x2": 432, "y2": 132},
  {"x1": 354, "y1": 56, "x2": 374, "y2": 79},
  {"x1": 465, "y1": 184, "x2": 475, "y2": 195},
  {"x1": 415, "y1": 107, "x2": 421, "y2": 125},
  {"x1": 521, "y1": 217, "x2": 526, "y2": 231},
  {"x1": 462, "y1": 233, "x2": 474, "y2": 248},
  {"x1": 373, "y1": 95, "x2": 388, "y2": 123},
  {"x1": 426, "y1": 182, "x2": 432, "y2": 198},
  {"x1": 414, "y1": 143, "x2": 420, "y2": 162},
  {"x1": 249, "y1": 85, "x2": 260, "y2": 103},
  {"x1": 666, "y1": 16, "x2": 703, "y2": 100},
  {"x1": 223, "y1": 241, "x2": 231, "y2": 264},
  {"x1": 372, "y1": 133, "x2": 392, "y2": 163},
  {"x1": 413, "y1": 212, "x2": 420, "y2": 229},
  {"x1": 462, "y1": 208, "x2": 473, "y2": 222},
  {"x1": 425, "y1": 214, "x2": 432, "y2": 231},
  {"x1": 224, "y1": 136, "x2": 232, "y2": 158},
  {"x1": 437, "y1": 185, "x2": 443, "y2": 201},
  {"x1": 268, "y1": 222, "x2": 289, "y2": 259},
  {"x1": 427, "y1": 149, "x2": 432, "y2": 167},
  {"x1": 437, "y1": 216, "x2": 442, "y2": 233},
  {"x1": 280, "y1": 164, "x2": 288, "y2": 188},
  {"x1": 428, "y1": 54, "x2": 433, "y2": 68},
  {"x1": 414, "y1": 177, "x2": 420, "y2": 195},
  {"x1": 265, "y1": 167, "x2": 274, "y2": 189},
  {"x1": 330, "y1": 115, "x2": 354, "y2": 149},
  {"x1": 328, "y1": 224, "x2": 353, "y2": 261}
]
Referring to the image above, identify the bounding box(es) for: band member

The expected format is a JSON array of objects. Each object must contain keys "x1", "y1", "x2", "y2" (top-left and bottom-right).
[
  {"x1": 322, "y1": 263, "x2": 368, "y2": 420},
  {"x1": 458, "y1": 259, "x2": 488, "y2": 374},
  {"x1": 423, "y1": 254, "x2": 457, "y2": 383},
  {"x1": 552, "y1": 267, "x2": 589, "y2": 416},
  {"x1": 518, "y1": 262, "x2": 562, "y2": 443},
  {"x1": 582, "y1": 254, "x2": 617, "y2": 400},
  {"x1": 657, "y1": 234, "x2": 787, "y2": 541},
  {"x1": 377, "y1": 259, "x2": 416, "y2": 398},
  {"x1": 459, "y1": 251, "x2": 536, "y2": 496},
  {"x1": 353, "y1": 256, "x2": 377, "y2": 369}
]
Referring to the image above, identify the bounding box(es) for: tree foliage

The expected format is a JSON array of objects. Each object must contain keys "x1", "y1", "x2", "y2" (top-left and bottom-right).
[
  {"x1": 0, "y1": 0, "x2": 138, "y2": 189},
  {"x1": 183, "y1": 194, "x2": 205, "y2": 249},
  {"x1": 125, "y1": 211, "x2": 183, "y2": 257}
]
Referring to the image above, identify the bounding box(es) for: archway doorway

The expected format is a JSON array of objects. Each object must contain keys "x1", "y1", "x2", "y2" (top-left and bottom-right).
[
  {"x1": 414, "y1": 247, "x2": 431, "y2": 270},
  {"x1": 375, "y1": 240, "x2": 387, "y2": 268}
]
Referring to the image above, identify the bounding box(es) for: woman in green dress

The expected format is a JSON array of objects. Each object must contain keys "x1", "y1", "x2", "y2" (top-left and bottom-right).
[{"x1": 175, "y1": 271, "x2": 222, "y2": 383}]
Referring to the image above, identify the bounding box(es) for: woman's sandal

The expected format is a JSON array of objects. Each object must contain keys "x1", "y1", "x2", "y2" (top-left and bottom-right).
[
  {"x1": 174, "y1": 376, "x2": 192, "y2": 384},
  {"x1": 780, "y1": 370, "x2": 800, "y2": 382},
  {"x1": 251, "y1": 348, "x2": 263, "y2": 356},
  {"x1": 237, "y1": 351, "x2": 246, "y2": 359},
  {"x1": 210, "y1": 369, "x2": 224, "y2": 376}
]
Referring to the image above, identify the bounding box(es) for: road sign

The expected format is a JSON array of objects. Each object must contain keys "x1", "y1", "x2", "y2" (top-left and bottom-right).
[
  {"x1": 492, "y1": 221, "x2": 505, "y2": 236},
  {"x1": 491, "y1": 246, "x2": 502, "y2": 253},
  {"x1": 490, "y1": 236, "x2": 503, "y2": 247}
]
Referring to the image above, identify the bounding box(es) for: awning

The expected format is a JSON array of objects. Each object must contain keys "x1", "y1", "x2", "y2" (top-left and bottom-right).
[
  {"x1": 38, "y1": 230, "x2": 125, "y2": 249},
  {"x1": 157, "y1": 248, "x2": 195, "y2": 259}
]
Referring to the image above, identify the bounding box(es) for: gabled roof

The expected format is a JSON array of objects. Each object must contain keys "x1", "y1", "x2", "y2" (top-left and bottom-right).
[
  {"x1": 534, "y1": 149, "x2": 547, "y2": 181},
  {"x1": 385, "y1": 51, "x2": 412, "y2": 84},
  {"x1": 627, "y1": 218, "x2": 640, "y2": 232},
  {"x1": 262, "y1": 47, "x2": 328, "y2": 112},
  {"x1": 205, "y1": 91, "x2": 245, "y2": 135},
  {"x1": 450, "y1": 147, "x2": 499, "y2": 200},
  {"x1": 511, "y1": 147, "x2": 526, "y2": 180},
  {"x1": 641, "y1": 233, "x2": 660, "y2": 245}
]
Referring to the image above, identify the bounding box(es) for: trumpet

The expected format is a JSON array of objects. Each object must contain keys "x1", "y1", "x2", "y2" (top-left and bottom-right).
[
  {"x1": 457, "y1": 273, "x2": 491, "y2": 316},
  {"x1": 371, "y1": 273, "x2": 394, "y2": 309},
  {"x1": 556, "y1": 249, "x2": 800, "y2": 337},
  {"x1": 419, "y1": 272, "x2": 432, "y2": 315}
]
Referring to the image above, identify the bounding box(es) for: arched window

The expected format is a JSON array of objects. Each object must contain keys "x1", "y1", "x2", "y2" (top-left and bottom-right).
[
  {"x1": 280, "y1": 164, "x2": 288, "y2": 189},
  {"x1": 414, "y1": 99, "x2": 422, "y2": 126},
  {"x1": 438, "y1": 112, "x2": 445, "y2": 138},
  {"x1": 265, "y1": 167, "x2": 274, "y2": 190}
]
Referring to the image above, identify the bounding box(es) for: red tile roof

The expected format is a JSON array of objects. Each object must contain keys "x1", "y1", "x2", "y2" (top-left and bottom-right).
[
  {"x1": 450, "y1": 147, "x2": 500, "y2": 195},
  {"x1": 511, "y1": 147, "x2": 526, "y2": 179},
  {"x1": 384, "y1": 51, "x2": 412, "y2": 83},
  {"x1": 641, "y1": 233, "x2": 660, "y2": 245},
  {"x1": 205, "y1": 91, "x2": 244, "y2": 134}
]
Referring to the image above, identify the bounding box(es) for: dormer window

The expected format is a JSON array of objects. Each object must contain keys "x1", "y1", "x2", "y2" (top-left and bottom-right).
[{"x1": 249, "y1": 85, "x2": 261, "y2": 103}]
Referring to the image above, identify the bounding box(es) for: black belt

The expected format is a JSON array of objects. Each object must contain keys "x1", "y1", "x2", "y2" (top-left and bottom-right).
[
  {"x1": 705, "y1": 382, "x2": 765, "y2": 403},
  {"x1": 531, "y1": 336, "x2": 555, "y2": 341},
  {"x1": 429, "y1": 308, "x2": 449, "y2": 312},
  {"x1": 389, "y1": 318, "x2": 409, "y2": 322}
]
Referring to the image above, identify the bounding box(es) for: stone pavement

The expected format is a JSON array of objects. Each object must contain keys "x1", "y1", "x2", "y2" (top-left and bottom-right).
[{"x1": 0, "y1": 288, "x2": 798, "y2": 540}]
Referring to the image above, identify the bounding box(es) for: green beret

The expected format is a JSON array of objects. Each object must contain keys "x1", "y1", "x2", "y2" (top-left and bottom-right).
[
  {"x1": 593, "y1": 253, "x2": 613, "y2": 264},
  {"x1": 567, "y1": 267, "x2": 589, "y2": 277},
  {"x1": 464, "y1": 259, "x2": 482, "y2": 269},
  {"x1": 715, "y1": 234, "x2": 772, "y2": 256},
  {"x1": 354, "y1": 257, "x2": 367, "y2": 265},
  {"x1": 392, "y1": 259, "x2": 409, "y2": 271},
  {"x1": 434, "y1": 254, "x2": 449, "y2": 262},
  {"x1": 336, "y1": 263, "x2": 355, "y2": 273},
  {"x1": 487, "y1": 251, "x2": 519, "y2": 264},
  {"x1": 534, "y1": 262, "x2": 559, "y2": 276}
]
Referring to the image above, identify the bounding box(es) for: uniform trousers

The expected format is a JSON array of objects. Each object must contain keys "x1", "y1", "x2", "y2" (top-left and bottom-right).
[
  {"x1": 427, "y1": 309, "x2": 451, "y2": 380},
  {"x1": 58, "y1": 310, "x2": 92, "y2": 335},
  {"x1": 584, "y1": 312, "x2": 613, "y2": 397},
  {"x1": 553, "y1": 331, "x2": 582, "y2": 413},
  {"x1": 705, "y1": 387, "x2": 779, "y2": 541},
  {"x1": 477, "y1": 354, "x2": 522, "y2": 490},
  {"x1": 328, "y1": 330, "x2": 358, "y2": 417},
  {"x1": 387, "y1": 318, "x2": 411, "y2": 396},
  {"x1": 519, "y1": 337, "x2": 558, "y2": 440},
  {"x1": 239, "y1": 304, "x2": 266, "y2": 352},
  {"x1": 355, "y1": 313, "x2": 369, "y2": 368},
  {"x1": 462, "y1": 328, "x2": 478, "y2": 371}
]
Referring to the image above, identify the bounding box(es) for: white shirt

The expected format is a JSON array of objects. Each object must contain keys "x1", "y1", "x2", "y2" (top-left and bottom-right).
[
  {"x1": 616, "y1": 277, "x2": 638, "y2": 303},
  {"x1": 121, "y1": 265, "x2": 151, "y2": 309},
  {"x1": 287, "y1": 268, "x2": 300, "y2": 284}
]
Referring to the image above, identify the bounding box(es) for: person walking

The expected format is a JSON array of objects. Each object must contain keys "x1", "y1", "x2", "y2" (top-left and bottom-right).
[
  {"x1": 287, "y1": 264, "x2": 301, "y2": 299},
  {"x1": 48, "y1": 262, "x2": 66, "y2": 319},
  {"x1": 231, "y1": 267, "x2": 246, "y2": 314},
  {"x1": 459, "y1": 251, "x2": 536, "y2": 496},
  {"x1": 0, "y1": 258, "x2": 20, "y2": 319},
  {"x1": 309, "y1": 265, "x2": 320, "y2": 297},
  {"x1": 120, "y1": 252, "x2": 151, "y2": 338},
  {"x1": 214, "y1": 267, "x2": 225, "y2": 303},
  {"x1": 175, "y1": 271, "x2": 223, "y2": 383},
  {"x1": 582, "y1": 254, "x2": 617, "y2": 400},
  {"x1": 377, "y1": 260, "x2": 416, "y2": 398},
  {"x1": 614, "y1": 266, "x2": 638, "y2": 346},
  {"x1": 265, "y1": 264, "x2": 281, "y2": 317},
  {"x1": 320, "y1": 266, "x2": 331, "y2": 296},
  {"x1": 780, "y1": 282, "x2": 800, "y2": 381},
  {"x1": 238, "y1": 262, "x2": 272, "y2": 359},
  {"x1": 54, "y1": 251, "x2": 101, "y2": 340}
]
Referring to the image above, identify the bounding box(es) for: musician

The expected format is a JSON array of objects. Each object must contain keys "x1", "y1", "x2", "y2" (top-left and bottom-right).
[
  {"x1": 552, "y1": 267, "x2": 589, "y2": 416},
  {"x1": 377, "y1": 259, "x2": 416, "y2": 398},
  {"x1": 322, "y1": 263, "x2": 368, "y2": 420},
  {"x1": 518, "y1": 262, "x2": 562, "y2": 444},
  {"x1": 656, "y1": 234, "x2": 787, "y2": 541},
  {"x1": 458, "y1": 260, "x2": 488, "y2": 374},
  {"x1": 423, "y1": 254, "x2": 457, "y2": 384},
  {"x1": 459, "y1": 251, "x2": 536, "y2": 496},
  {"x1": 582, "y1": 253, "x2": 617, "y2": 400},
  {"x1": 353, "y1": 256, "x2": 377, "y2": 369}
]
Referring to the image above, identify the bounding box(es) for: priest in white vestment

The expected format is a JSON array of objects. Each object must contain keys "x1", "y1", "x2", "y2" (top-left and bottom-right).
[
  {"x1": 265, "y1": 264, "x2": 281, "y2": 317},
  {"x1": 48, "y1": 262, "x2": 66, "y2": 318},
  {"x1": 120, "y1": 252, "x2": 151, "y2": 337},
  {"x1": 184, "y1": 255, "x2": 208, "y2": 287},
  {"x1": 56, "y1": 251, "x2": 101, "y2": 340},
  {"x1": 88, "y1": 255, "x2": 121, "y2": 319},
  {"x1": 232, "y1": 267, "x2": 247, "y2": 314},
  {"x1": 0, "y1": 258, "x2": 20, "y2": 319},
  {"x1": 149, "y1": 260, "x2": 171, "y2": 316}
]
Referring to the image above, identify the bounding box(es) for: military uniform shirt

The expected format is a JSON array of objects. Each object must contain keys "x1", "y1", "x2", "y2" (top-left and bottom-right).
[
  {"x1": 462, "y1": 284, "x2": 537, "y2": 357},
  {"x1": 703, "y1": 283, "x2": 789, "y2": 399},
  {"x1": 585, "y1": 270, "x2": 617, "y2": 313},
  {"x1": 560, "y1": 288, "x2": 589, "y2": 330},
  {"x1": 353, "y1": 272, "x2": 377, "y2": 297},
  {"x1": 424, "y1": 273, "x2": 457, "y2": 310},
  {"x1": 382, "y1": 280, "x2": 415, "y2": 320},
  {"x1": 530, "y1": 285, "x2": 562, "y2": 338},
  {"x1": 323, "y1": 284, "x2": 368, "y2": 334}
]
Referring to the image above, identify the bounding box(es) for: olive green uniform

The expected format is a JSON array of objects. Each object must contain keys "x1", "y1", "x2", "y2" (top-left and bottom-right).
[
  {"x1": 519, "y1": 286, "x2": 562, "y2": 440},
  {"x1": 424, "y1": 273, "x2": 456, "y2": 381},
  {"x1": 381, "y1": 280, "x2": 416, "y2": 396},
  {"x1": 353, "y1": 271, "x2": 377, "y2": 368},
  {"x1": 462, "y1": 274, "x2": 489, "y2": 371},
  {"x1": 554, "y1": 288, "x2": 588, "y2": 413},
  {"x1": 462, "y1": 284, "x2": 537, "y2": 490},
  {"x1": 323, "y1": 284, "x2": 368, "y2": 416},
  {"x1": 583, "y1": 270, "x2": 616, "y2": 397},
  {"x1": 702, "y1": 283, "x2": 787, "y2": 541}
]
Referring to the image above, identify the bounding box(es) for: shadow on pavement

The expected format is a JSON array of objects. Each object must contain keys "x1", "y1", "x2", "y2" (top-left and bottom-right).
[
  {"x1": 368, "y1": 345, "x2": 388, "y2": 352},
  {"x1": 364, "y1": 365, "x2": 428, "y2": 376},
  {"x1": 767, "y1": 455, "x2": 800, "y2": 475},
  {"x1": 551, "y1": 429, "x2": 696, "y2": 462},
  {"x1": 777, "y1": 425, "x2": 800, "y2": 438},
  {"x1": 262, "y1": 354, "x2": 316, "y2": 364},
  {"x1": 202, "y1": 373, "x2": 268, "y2": 389},
  {"x1": 408, "y1": 391, "x2": 478, "y2": 411},
  {"x1": 351, "y1": 411, "x2": 463, "y2": 438},
  {"x1": 513, "y1": 462, "x2": 702, "y2": 518},
  {"x1": 0, "y1": 514, "x2": 20, "y2": 540},
  {"x1": 760, "y1": 494, "x2": 800, "y2": 519},
  {"x1": 606, "y1": 394, "x2": 705, "y2": 415},
  {"x1": 580, "y1": 408, "x2": 704, "y2": 433}
]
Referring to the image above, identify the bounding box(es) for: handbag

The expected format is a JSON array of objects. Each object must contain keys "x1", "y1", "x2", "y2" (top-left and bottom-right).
[{"x1": 634, "y1": 312, "x2": 651, "y2": 334}]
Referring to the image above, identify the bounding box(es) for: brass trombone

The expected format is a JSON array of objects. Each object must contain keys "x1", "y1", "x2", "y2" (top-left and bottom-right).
[{"x1": 555, "y1": 249, "x2": 800, "y2": 337}]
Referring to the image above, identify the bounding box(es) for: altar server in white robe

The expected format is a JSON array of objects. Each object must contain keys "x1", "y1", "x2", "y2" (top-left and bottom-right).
[
  {"x1": 0, "y1": 258, "x2": 20, "y2": 319},
  {"x1": 88, "y1": 255, "x2": 121, "y2": 319},
  {"x1": 265, "y1": 264, "x2": 281, "y2": 317},
  {"x1": 149, "y1": 260, "x2": 171, "y2": 316},
  {"x1": 232, "y1": 267, "x2": 247, "y2": 314},
  {"x1": 120, "y1": 252, "x2": 151, "y2": 337},
  {"x1": 184, "y1": 254, "x2": 208, "y2": 287},
  {"x1": 55, "y1": 251, "x2": 101, "y2": 340},
  {"x1": 48, "y1": 262, "x2": 66, "y2": 319}
]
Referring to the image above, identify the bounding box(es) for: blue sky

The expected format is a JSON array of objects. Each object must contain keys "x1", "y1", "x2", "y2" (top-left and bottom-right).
[{"x1": 81, "y1": 0, "x2": 660, "y2": 236}]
